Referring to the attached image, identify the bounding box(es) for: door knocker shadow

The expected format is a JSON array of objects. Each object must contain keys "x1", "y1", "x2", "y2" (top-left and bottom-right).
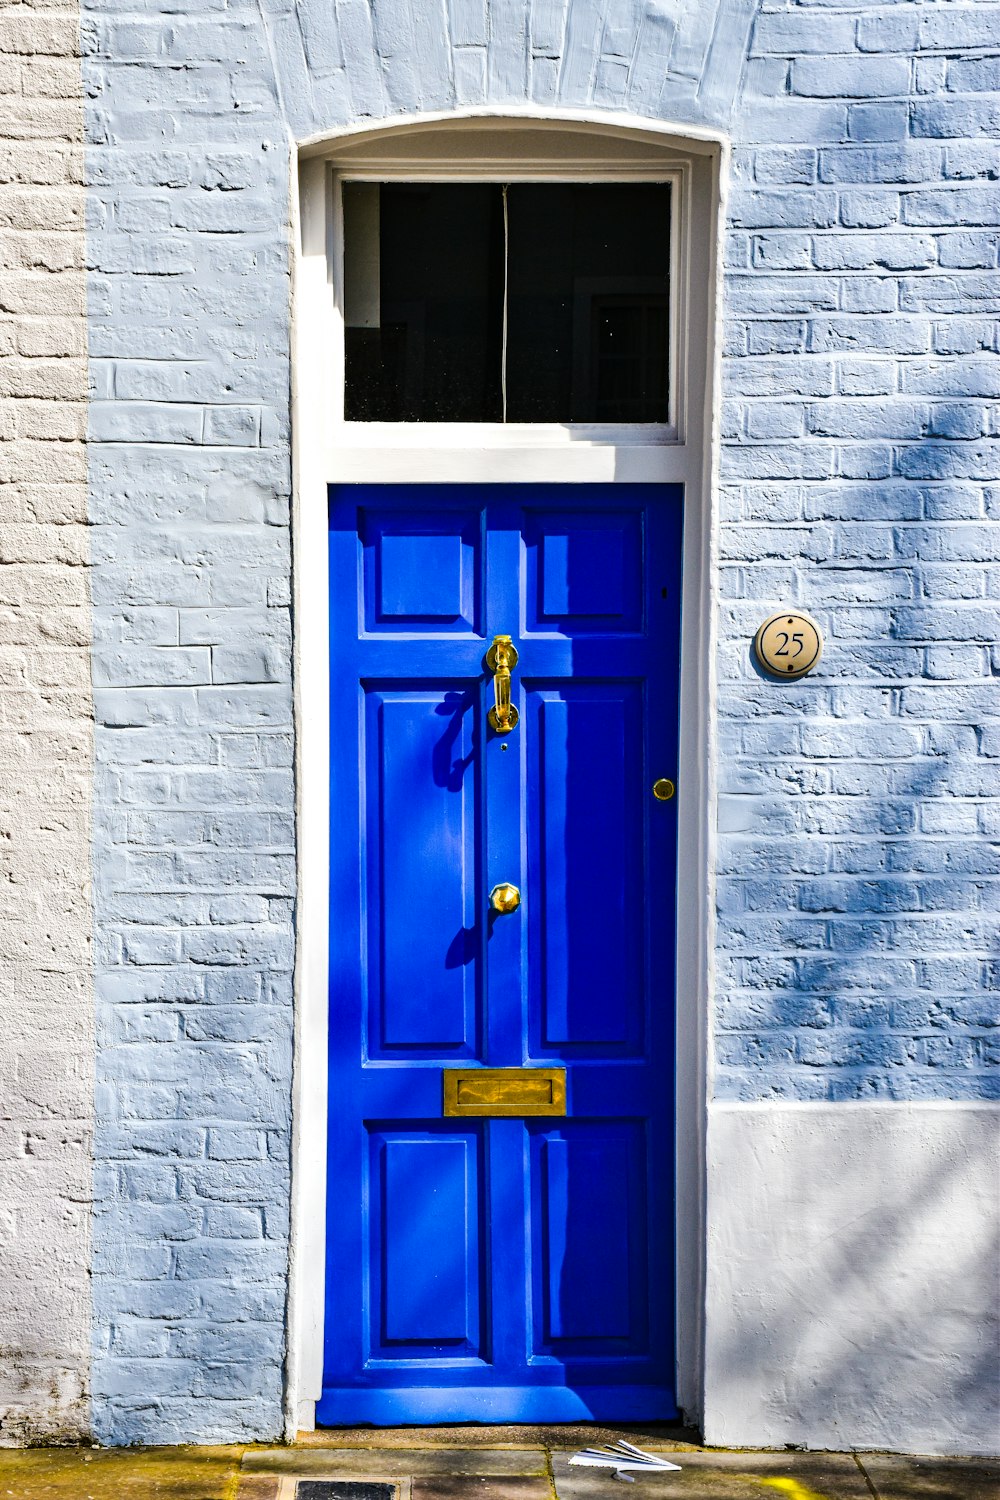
[
  {"x1": 434, "y1": 692, "x2": 474, "y2": 790},
  {"x1": 436, "y1": 692, "x2": 480, "y2": 968}
]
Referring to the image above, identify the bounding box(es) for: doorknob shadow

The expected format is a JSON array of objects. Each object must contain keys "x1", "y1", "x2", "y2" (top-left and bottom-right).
[
  {"x1": 444, "y1": 925, "x2": 479, "y2": 969},
  {"x1": 444, "y1": 909, "x2": 501, "y2": 968}
]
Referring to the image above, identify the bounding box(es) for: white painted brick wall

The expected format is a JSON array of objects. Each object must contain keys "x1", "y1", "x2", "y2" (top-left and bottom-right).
[{"x1": 0, "y1": 0, "x2": 92, "y2": 1446}]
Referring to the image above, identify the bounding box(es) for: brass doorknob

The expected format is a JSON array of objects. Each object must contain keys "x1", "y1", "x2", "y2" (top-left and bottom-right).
[{"x1": 490, "y1": 883, "x2": 521, "y2": 914}]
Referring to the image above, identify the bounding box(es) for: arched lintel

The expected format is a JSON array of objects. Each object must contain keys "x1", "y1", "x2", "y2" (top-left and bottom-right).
[{"x1": 297, "y1": 104, "x2": 728, "y2": 171}]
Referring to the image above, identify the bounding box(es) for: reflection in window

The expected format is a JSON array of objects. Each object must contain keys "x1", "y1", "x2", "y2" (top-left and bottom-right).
[{"x1": 344, "y1": 182, "x2": 670, "y2": 424}]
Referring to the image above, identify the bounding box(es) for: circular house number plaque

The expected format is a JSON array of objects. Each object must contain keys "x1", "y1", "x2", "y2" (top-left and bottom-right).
[{"x1": 754, "y1": 610, "x2": 823, "y2": 679}]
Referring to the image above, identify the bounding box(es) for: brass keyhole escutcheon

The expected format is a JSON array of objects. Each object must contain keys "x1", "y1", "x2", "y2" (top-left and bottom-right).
[
  {"x1": 652, "y1": 778, "x2": 675, "y2": 802},
  {"x1": 490, "y1": 883, "x2": 521, "y2": 915}
]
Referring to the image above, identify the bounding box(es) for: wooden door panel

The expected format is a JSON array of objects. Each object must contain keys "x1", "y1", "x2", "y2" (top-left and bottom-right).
[
  {"x1": 368, "y1": 1127, "x2": 485, "y2": 1359},
  {"x1": 524, "y1": 508, "x2": 645, "y2": 631},
  {"x1": 361, "y1": 507, "x2": 482, "y2": 633},
  {"x1": 525, "y1": 683, "x2": 645, "y2": 1051},
  {"x1": 529, "y1": 1122, "x2": 649, "y2": 1354},
  {"x1": 364, "y1": 686, "x2": 481, "y2": 1056}
]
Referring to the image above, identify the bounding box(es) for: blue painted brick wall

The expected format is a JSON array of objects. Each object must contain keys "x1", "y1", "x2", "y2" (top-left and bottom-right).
[
  {"x1": 716, "y1": 0, "x2": 999, "y2": 1103},
  {"x1": 82, "y1": 0, "x2": 998, "y2": 1444},
  {"x1": 84, "y1": 5, "x2": 294, "y2": 1440}
]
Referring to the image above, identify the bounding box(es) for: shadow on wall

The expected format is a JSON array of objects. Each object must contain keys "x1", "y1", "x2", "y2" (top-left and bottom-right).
[
  {"x1": 709, "y1": 421, "x2": 999, "y2": 1449},
  {"x1": 713, "y1": 464, "x2": 997, "y2": 1103},
  {"x1": 706, "y1": 1102, "x2": 999, "y2": 1451}
]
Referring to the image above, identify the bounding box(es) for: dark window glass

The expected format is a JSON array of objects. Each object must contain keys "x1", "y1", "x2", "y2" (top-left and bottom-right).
[
  {"x1": 343, "y1": 181, "x2": 670, "y2": 424},
  {"x1": 504, "y1": 183, "x2": 670, "y2": 422},
  {"x1": 344, "y1": 183, "x2": 504, "y2": 422}
]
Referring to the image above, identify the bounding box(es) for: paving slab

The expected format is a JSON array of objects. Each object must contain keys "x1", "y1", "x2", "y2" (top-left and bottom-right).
[
  {"x1": 551, "y1": 1449, "x2": 871, "y2": 1500},
  {"x1": 0, "y1": 1445, "x2": 242, "y2": 1500},
  {"x1": 411, "y1": 1479, "x2": 554, "y2": 1500},
  {"x1": 244, "y1": 1449, "x2": 549, "y2": 1478},
  {"x1": 235, "y1": 1480, "x2": 282, "y2": 1500},
  {"x1": 859, "y1": 1454, "x2": 1000, "y2": 1499}
]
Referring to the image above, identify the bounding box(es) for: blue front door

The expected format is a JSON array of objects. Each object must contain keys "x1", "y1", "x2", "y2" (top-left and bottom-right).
[{"x1": 321, "y1": 483, "x2": 683, "y2": 1424}]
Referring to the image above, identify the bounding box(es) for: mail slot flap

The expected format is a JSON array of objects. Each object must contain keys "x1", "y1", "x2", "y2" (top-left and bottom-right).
[{"x1": 443, "y1": 1067, "x2": 567, "y2": 1117}]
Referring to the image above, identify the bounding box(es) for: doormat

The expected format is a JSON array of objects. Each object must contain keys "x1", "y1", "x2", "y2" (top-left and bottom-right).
[{"x1": 295, "y1": 1485, "x2": 398, "y2": 1500}]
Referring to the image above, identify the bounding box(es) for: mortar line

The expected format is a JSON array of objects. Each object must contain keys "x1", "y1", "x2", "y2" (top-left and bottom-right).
[
  {"x1": 543, "y1": 1443, "x2": 558, "y2": 1500},
  {"x1": 222, "y1": 1446, "x2": 247, "y2": 1500},
  {"x1": 853, "y1": 1452, "x2": 881, "y2": 1499}
]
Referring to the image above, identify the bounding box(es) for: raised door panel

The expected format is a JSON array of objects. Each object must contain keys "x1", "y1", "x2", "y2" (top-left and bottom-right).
[
  {"x1": 524, "y1": 509, "x2": 644, "y2": 633},
  {"x1": 364, "y1": 687, "x2": 481, "y2": 1056},
  {"x1": 367, "y1": 1128, "x2": 485, "y2": 1360},
  {"x1": 360, "y1": 507, "x2": 482, "y2": 633},
  {"x1": 528, "y1": 1122, "x2": 649, "y2": 1357},
  {"x1": 525, "y1": 684, "x2": 645, "y2": 1052}
]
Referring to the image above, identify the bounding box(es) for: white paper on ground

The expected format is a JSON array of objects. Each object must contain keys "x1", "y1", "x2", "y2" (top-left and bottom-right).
[{"x1": 568, "y1": 1439, "x2": 682, "y2": 1474}]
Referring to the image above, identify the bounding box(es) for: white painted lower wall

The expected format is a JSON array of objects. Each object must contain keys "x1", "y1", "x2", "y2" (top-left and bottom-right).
[{"x1": 702, "y1": 1102, "x2": 999, "y2": 1456}]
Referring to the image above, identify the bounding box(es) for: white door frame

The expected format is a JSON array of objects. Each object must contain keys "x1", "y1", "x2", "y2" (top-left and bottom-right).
[{"x1": 287, "y1": 108, "x2": 728, "y2": 1435}]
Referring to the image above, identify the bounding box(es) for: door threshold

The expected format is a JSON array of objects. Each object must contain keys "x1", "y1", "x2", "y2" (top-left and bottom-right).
[{"x1": 294, "y1": 1421, "x2": 699, "y2": 1449}]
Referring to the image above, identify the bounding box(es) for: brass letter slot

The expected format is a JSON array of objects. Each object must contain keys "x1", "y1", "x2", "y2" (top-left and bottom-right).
[{"x1": 443, "y1": 1067, "x2": 566, "y2": 1117}]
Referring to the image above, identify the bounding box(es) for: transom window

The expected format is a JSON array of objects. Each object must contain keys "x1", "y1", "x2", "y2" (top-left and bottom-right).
[{"x1": 343, "y1": 181, "x2": 671, "y2": 425}]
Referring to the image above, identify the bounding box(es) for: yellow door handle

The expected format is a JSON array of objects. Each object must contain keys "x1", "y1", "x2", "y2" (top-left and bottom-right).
[
  {"x1": 490, "y1": 883, "x2": 521, "y2": 914},
  {"x1": 486, "y1": 634, "x2": 519, "y2": 734}
]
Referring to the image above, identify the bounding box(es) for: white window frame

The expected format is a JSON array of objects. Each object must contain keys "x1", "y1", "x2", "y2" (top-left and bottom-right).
[
  {"x1": 333, "y1": 168, "x2": 682, "y2": 441},
  {"x1": 288, "y1": 109, "x2": 727, "y2": 1437}
]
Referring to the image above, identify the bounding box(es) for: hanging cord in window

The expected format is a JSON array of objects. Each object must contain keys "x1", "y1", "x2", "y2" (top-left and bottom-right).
[{"x1": 501, "y1": 183, "x2": 509, "y2": 423}]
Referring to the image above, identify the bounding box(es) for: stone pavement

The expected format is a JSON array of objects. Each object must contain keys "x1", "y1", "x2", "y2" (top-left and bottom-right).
[{"x1": 0, "y1": 1428, "x2": 995, "y2": 1500}]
